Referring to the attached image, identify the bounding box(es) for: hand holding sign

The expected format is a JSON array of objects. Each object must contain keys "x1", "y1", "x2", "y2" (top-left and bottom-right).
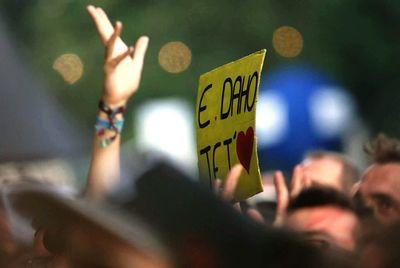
[
  {"x1": 196, "y1": 50, "x2": 266, "y2": 201},
  {"x1": 213, "y1": 163, "x2": 265, "y2": 223}
]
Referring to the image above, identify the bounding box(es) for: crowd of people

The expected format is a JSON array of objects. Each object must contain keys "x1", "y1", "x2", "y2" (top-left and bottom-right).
[{"x1": 0, "y1": 5, "x2": 399, "y2": 268}]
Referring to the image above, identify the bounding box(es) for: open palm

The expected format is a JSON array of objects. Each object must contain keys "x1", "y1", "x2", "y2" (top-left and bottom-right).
[{"x1": 87, "y1": 5, "x2": 149, "y2": 107}]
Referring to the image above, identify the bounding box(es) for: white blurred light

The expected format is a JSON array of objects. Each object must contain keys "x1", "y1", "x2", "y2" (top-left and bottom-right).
[
  {"x1": 135, "y1": 99, "x2": 196, "y2": 171},
  {"x1": 256, "y1": 91, "x2": 288, "y2": 146},
  {"x1": 309, "y1": 86, "x2": 354, "y2": 138}
]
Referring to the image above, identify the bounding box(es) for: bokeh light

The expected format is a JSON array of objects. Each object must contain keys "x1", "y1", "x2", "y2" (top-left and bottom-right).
[
  {"x1": 158, "y1": 41, "x2": 192, "y2": 74},
  {"x1": 53, "y1": 53, "x2": 84, "y2": 85},
  {"x1": 272, "y1": 26, "x2": 303, "y2": 58}
]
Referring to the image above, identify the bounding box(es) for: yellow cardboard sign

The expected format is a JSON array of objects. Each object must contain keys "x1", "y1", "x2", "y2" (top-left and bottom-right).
[{"x1": 196, "y1": 50, "x2": 266, "y2": 201}]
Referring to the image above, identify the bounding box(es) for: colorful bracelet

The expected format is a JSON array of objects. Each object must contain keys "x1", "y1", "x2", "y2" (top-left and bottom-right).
[
  {"x1": 95, "y1": 100, "x2": 125, "y2": 148},
  {"x1": 95, "y1": 117, "x2": 124, "y2": 133},
  {"x1": 98, "y1": 100, "x2": 125, "y2": 118}
]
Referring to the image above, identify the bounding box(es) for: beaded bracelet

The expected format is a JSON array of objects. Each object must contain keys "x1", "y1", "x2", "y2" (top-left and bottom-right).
[
  {"x1": 98, "y1": 100, "x2": 125, "y2": 118},
  {"x1": 95, "y1": 100, "x2": 125, "y2": 148}
]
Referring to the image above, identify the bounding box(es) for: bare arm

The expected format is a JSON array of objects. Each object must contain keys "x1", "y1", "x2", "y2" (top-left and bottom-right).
[{"x1": 85, "y1": 5, "x2": 149, "y2": 201}]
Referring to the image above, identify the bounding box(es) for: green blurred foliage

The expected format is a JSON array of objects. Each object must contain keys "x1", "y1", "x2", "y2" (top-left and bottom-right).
[{"x1": 1, "y1": 0, "x2": 400, "y2": 138}]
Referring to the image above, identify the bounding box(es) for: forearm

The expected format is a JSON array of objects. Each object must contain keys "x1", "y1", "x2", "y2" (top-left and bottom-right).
[{"x1": 86, "y1": 103, "x2": 125, "y2": 201}]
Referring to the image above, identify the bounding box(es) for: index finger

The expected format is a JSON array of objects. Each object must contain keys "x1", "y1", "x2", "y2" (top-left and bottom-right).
[
  {"x1": 86, "y1": 5, "x2": 115, "y2": 45},
  {"x1": 274, "y1": 171, "x2": 289, "y2": 215},
  {"x1": 131, "y1": 36, "x2": 150, "y2": 68},
  {"x1": 290, "y1": 165, "x2": 303, "y2": 198},
  {"x1": 222, "y1": 164, "x2": 243, "y2": 201}
]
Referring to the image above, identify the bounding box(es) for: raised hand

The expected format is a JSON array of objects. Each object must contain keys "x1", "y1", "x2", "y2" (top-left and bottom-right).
[
  {"x1": 86, "y1": 5, "x2": 149, "y2": 107},
  {"x1": 214, "y1": 164, "x2": 242, "y2": 202},
  {"x1": 273, "y1": 165, "x2": 311, "y2": 226},
  {"x1": 213, "y1": 164, "x2": 264, "y2": 223},
  {"x1": 85, "y1": 6, "x2": 149, "y2": 200}
]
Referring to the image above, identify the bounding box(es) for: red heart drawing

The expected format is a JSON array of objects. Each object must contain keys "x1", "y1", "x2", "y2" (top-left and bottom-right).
[{"x1": 236, "y1": 127, "x2": 254, "y2": 174}]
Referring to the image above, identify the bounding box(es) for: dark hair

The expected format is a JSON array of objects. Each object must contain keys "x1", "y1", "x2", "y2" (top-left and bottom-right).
[
  {"x1": 287, "y1": 187, "x2": 355, "y2": 214},
  {"x1": 364, "y1": 133, "x2": 400, "y2": 164},
  {"x1": 305, "y1": 150, "x2": 360, "y2": 190}
]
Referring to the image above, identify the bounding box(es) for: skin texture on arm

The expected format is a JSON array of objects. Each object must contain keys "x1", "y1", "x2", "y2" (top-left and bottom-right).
[{"x1": 85, "y1": 5, "x2": 149, "y2": 201}]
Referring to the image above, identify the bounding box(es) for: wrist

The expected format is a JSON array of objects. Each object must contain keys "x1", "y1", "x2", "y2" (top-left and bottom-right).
[
  {"x1": 98, "y1": 99, "x2": 126, "y2": 115},
  {"x1": 101, "y1": 90, "x2": 130, "y2": 108},
  {"x1": 101, "y1": 99, "x2": 127, "y2": 109}
]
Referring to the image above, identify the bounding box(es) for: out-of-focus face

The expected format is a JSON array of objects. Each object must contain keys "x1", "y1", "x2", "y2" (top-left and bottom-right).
[
  {"x1": 359, "y1": 163, "x2": 400, "y2": 224},
  {"x1": 301, "y1": 157, "x2": 345, "y2": 191},
  {"x1": 285, "y1": 206, "x2": 359, "y2": 251}
]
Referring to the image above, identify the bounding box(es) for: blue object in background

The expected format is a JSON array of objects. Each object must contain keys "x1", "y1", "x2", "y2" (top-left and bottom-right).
[{"x1": 256, "y1": 64, "x2": 355, "y2": 172}]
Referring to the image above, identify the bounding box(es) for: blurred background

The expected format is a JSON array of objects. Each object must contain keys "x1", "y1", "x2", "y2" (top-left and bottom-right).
[{"x1": 0, "y1": 0, "x2": 399, "y2": 187}]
